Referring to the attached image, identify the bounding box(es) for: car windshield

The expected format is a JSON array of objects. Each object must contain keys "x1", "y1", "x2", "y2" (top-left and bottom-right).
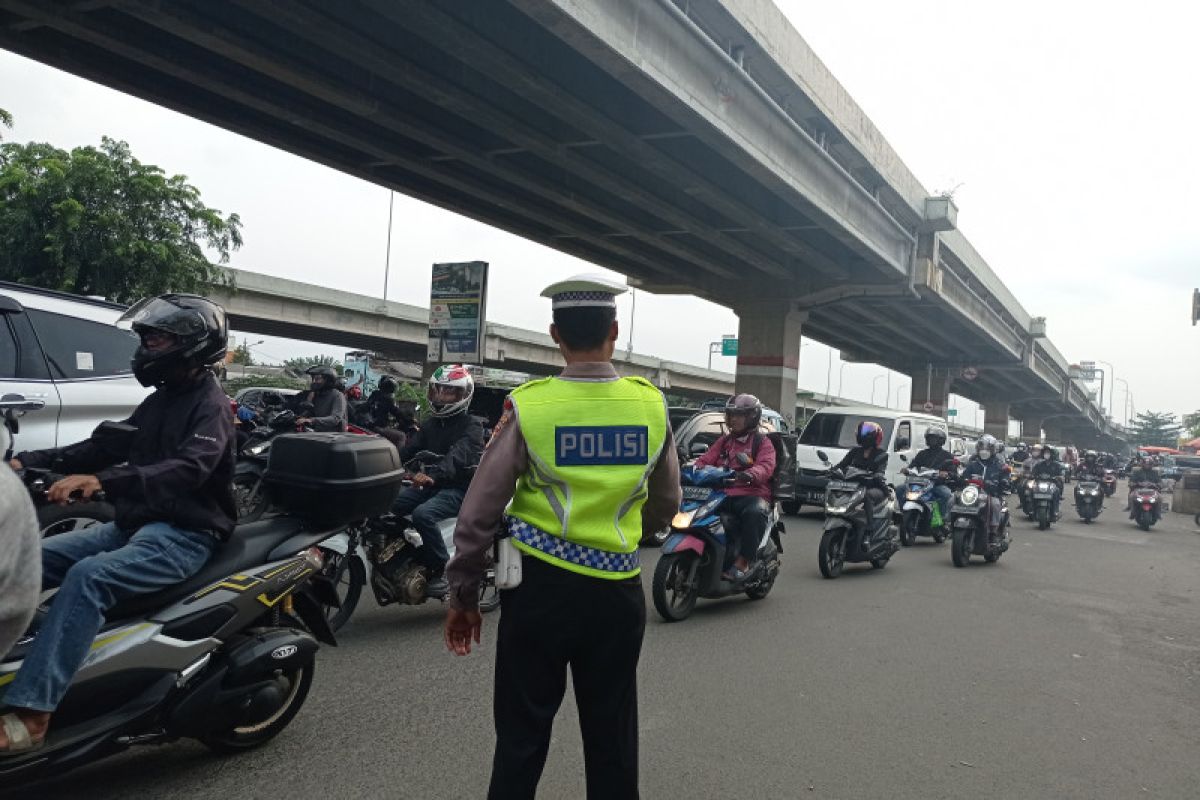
[{"x1": 799, "y1": 413, "x2": 895, "y2": 449}]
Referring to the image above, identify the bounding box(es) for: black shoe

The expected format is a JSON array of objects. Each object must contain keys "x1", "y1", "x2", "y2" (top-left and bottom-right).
[{"x1": 424, "y1": 576, "x2": 449, "y2": 598}]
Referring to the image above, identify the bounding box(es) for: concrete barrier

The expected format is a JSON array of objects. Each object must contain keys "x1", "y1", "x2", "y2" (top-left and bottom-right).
[{"x1": 1172, "y1": 472, "x2": 1200, "y2": 514}]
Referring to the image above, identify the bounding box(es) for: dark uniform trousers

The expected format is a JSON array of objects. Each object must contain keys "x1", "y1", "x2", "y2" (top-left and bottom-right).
[{"x1": 489, "y1": 554, "x2": 646, "y2": 800}]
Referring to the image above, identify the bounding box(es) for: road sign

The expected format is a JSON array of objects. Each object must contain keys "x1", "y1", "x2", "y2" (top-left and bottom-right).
[
  {"x1": 721, "y1": 337, "x2": 738, "y2": 356},
  {"x1": 922, "y1": 401, "x2": 936, "y2": 413},
  {"x1": 961, "y1": 366, "x2": 978, "y2": 381},
  {"x1": 947, "y1": 409, "x2": 958, "y2": 417}
]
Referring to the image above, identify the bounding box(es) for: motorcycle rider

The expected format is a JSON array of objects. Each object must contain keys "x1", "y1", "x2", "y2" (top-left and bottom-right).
[
  {"x1": 905, "y1": 427, "x2": 955, "y2": 524},
  {"x1": 1076, "y1": 450, "x2": 1104, "y2": 480},
  {"x1": 391, "y1": 364, "x2": 484, "y2": 595},
  {"x1": 832, "y1": 421, "x2": 889, "y2": 535},
  {"x1": 1030, "y1": 444, "x2": 1065, "y2": 519},
  {"x1": 961, "y1": 434, "x2": 1011, "y2": 541},
  {"x1": 1, "y1": 294, "x2": 234, "y2": 753},
  {"x1": 363, "y1": 375, "x2": 419, "y2": 449},
  {"x1": 292, "y1": 364, "x2": 347, "y2": 432},
  {"x1": 692, "y1": 393, "x2": 777, "y2": 581},
  {"x1": 0, "y1": 416, "x2": 39, "y2": 659},
  {"x1": 1126, "y1": 456, "x2": 1162, "y2": 517}
]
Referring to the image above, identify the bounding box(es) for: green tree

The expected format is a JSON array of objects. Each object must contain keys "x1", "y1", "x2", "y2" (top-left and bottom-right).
[
  {"x1": 0, "y1": 136, "x2": 241, "y2": 303},
  {"x1": 230, "y1": 342, "x2": 255, "y2": 366},
  {"x1": 0, "y1": 108, "x2": 11, "y2": 140},
  {"x1": 1183, "y1": 410, "x2": 1200, "y2": 439},
  {"x1": 284, "y1": 355, "x2": 343, "y2": 375},
  {"x1": 1128, "y1": 411, "x2": 1182, "y2": 448}
]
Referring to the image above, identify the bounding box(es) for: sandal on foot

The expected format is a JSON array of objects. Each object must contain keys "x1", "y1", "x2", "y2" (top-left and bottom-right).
[{"x1": 0, "y1": 713, "x2": 46, "y2": 754}]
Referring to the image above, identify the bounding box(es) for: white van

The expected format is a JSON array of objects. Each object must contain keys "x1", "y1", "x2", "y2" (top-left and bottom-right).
[{"x1": 794, "y1": 405, "x2": 951, "y2": 508}]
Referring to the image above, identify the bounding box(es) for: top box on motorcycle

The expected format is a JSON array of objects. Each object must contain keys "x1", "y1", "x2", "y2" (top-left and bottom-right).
[{"x1": 264, "y1": 433, "x2": 403, "y2": 526}]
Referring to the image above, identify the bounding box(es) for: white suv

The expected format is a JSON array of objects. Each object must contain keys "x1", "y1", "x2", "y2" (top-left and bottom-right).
[{"x1": 0, "y1": 283, "x2": 149, "y2": 453}]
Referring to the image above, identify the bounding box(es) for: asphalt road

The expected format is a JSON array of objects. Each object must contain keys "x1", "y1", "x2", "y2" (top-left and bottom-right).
[{"x1": 10, "y1": 483, "x2": 1200, "y2": 799}]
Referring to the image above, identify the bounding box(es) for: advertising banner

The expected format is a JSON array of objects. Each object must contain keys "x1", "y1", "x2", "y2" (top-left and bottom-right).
[{"x1": 427, "y1": 261, "x2": 488, "y2": 364}]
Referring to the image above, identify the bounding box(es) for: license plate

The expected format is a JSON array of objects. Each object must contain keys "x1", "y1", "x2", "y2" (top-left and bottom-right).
[
  {"x1": 681, "y1": 486, "x2": 710, "y2": 501},
  {"x1": 806, "y1": 490, "x2": 825, "y2": 502},
  {"x1": 826, "y1": 480, "x2": 858, "y2": 491},
  {"x1": 1033, "y1": 493, "x2": 1053, "y2": 500}
]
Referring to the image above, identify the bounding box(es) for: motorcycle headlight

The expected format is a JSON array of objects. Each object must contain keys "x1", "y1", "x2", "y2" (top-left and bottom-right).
[
  {"x1": 1025, "y1": 480, "x2": 1035, "y2": 489},
  {"x1": 960, "y1": 485, "x2": 980, "y2": 505},
  {"x1": 245, "y1": 442, "x2": 269, "y2": 456},
  {"x1": 671, "y1": 509, "x2": 696, "y2": 529},
  {"x1": 906, "y1": 490, "x2": 921, "y2": 501},
  {"x1": 1038, "y1": 482, "x2": 1051, "y2": 492}
]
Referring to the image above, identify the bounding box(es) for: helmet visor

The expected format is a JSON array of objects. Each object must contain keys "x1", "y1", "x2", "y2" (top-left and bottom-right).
[{"x1": 117, "y1": 297, "x2": 208, "y2": 337}]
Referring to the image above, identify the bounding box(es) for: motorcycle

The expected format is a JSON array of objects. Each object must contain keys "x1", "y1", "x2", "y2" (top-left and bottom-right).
[
  {"x1": 949, "y1": 477, "x2": 1010, "y2": 567},
  {"x1": 0, "y1": 432, "x2": 400, "y2": 786},
  {"x1": 1101, "y1": 469, "x2": 1117, "y2": 498},
  {"x1": 3, "y1": 395, "x2": 119, "y2": 538},
  {"x1": 1031, "y1": 477, "x2": 1061, "y2": 531},
  {"x1": 1130, "y1": 483, "x2": 1162, "y2": 531},
  {"x1": 314, "y1": 452, "x2": 499, "y2": 633},
  {"x1": 814, "y1": 451, "x2": 898, "y2": 578},
  {"x1": 897, "y1": 457, "x2": 951, "y2": 545},
  {"x1": 1072, "y1": 478, "x2": 1104, "y2": 523},
  {"x1": 234, "y1": 407, "x2": 304, "y2": 523},
  {"x1": 652, "y1": 465, "x2": 784, "y2": 621},
  {"x1": 1015, "y1": 471, "x2": 1036, "y2": 520}
]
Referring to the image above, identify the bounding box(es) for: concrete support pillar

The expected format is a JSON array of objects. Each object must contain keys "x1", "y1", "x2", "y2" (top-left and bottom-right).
[
  {"x1": 734, "y1": 300, "x2": 806, "y2": 428},
  {"x1": 1018, "y1": 415, "x2": 1044, "y2": 443},
  {"x1": 909, "y1": 364, "x2": 950, "y2": 417},
  {"x1": 1042, "y1": 420, "x2": 1065, "y2": 444},
  {"x1": 984, "y1": 401, "x2": 1010, "y2": 442}
]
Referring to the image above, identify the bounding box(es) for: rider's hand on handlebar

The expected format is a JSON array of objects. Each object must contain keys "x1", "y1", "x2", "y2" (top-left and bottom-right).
[
  {"x1": 7, "y1": 458, "x2": 21, "y2": 471},
  {"x1": 47, "y1": 474, "x2": 102, "y2": 505},
  {"x1": 412, "y1": 472, "x2": 435, "y2": 488}
]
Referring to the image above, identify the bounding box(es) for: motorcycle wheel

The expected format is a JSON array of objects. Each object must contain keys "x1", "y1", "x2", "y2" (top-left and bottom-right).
[
  {"x1": 1137, "y1": 513, "x2": 1152, "y2": 532},
  {"x1": 932, "y1": 527, "x2": 947, "y2": 544},
  {"x1": 870, "y1": 556, "x2": 889, "y2": 570},
  {"x1": 900, "y1": 510, "x2": 918, "y2": 547},
  {"x1": 984, "y1": 551, "x2": 1001, "y2": 563},
  {"x1": 200, "y1": 627, "x2": 314, "y2": 753},
  {"x1": 1194, "y1": 512, "x2": 1199, "y2": 527},
  {"x1": 745, "y1": 571, "x2": 776, "y2": 601},
  {"x1": 1036, "y1": 505, "x2": 1050, "y2": 531},
  {"x1": 781, "y1": 500, "x2": 801, "y2": 515},
  {"x1": 318, "y1": 549, "x2": 365, "y2": 634},
  {"x1": 818, "y1": 530, "x2": 845, "y2": 579},
  {"x1": 652, "y1": 553, "x2": 699, "y2": 622},
  {"x1": 37, "y1": 501, "x2": 114, "y2": 538},
  {"x1": 233, "y1": 471, "x2": 269, "y2": 522},
  {"x1": 951, "y1": 527, "x2": 972, "y2": 568}
]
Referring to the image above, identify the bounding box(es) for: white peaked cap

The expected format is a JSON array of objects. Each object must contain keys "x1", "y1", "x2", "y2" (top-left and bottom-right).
[{"x1": 540, "y1": 273, "x2": 629, "y2": 309}]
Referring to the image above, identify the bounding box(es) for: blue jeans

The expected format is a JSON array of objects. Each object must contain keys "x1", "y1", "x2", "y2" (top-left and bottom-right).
[
  {"x1": 930, "y1": 485, "x2": 953, "y2": 520},
  {"x1": 4, "y1": 522, "x2": 216, "y2": 712},
  {"x1": 391, "y1": 487, "x2": 466, "y2": 574}
]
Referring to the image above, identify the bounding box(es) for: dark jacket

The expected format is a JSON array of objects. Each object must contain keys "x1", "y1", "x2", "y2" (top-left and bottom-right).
[
  {"x1": 18, "y1": 372, "x2": 237, "y2": 539},
  {"x1": 1031, "y1": 459, "x2": 1063, "y2": 479},
  {"x1": 399, "y1": 411, "x2": 484, "y2": 490},
  {"x1": 365, "y1": 390, "x2": 416, "y2": 432},
  {"x1": 910, "y1": 446, "x2": 954, "y2": 473},
  {"x1": 292, "y1": 387, "x2": 347, "y2": 432},
  {"x1": 961, "y1": 456, "x2": 1010, "y2": 494},
  {"x1": 1076, "y1": 461, "x2": 1105, "y2": 480},
  {"x1": 1129, "y1": 467, "x2": 1161, "y2": 487},
  {"x1": 835, "y1": 446, "x2": 888, "y2": 479}
]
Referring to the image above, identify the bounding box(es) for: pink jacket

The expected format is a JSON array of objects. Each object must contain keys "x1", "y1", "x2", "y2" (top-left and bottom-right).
[{"x1": 694, "y1": 432, "x2": 776, "y2": 499}]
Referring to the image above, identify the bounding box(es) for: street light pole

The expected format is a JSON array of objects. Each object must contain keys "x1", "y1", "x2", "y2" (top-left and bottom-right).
[
  {"x1": 1097, "y1": 360, "x2": 1116, "y2": 419},
  {"x1": 1112, "y1": 377, "x2": 1130, "y2": 426},
  {"x1": 707, "y1": 341, "x2": 721, "y2": 371}
]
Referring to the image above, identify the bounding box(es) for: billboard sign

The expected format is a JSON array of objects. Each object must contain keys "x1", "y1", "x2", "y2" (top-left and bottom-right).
[{"x1": 428, "y1": 261, "x2": 488, "y2": 364}]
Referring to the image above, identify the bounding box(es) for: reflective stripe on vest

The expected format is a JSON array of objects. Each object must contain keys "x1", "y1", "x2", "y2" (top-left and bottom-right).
[{"x1": 507, "y1": 374, "x2": 668, "y2": 579}]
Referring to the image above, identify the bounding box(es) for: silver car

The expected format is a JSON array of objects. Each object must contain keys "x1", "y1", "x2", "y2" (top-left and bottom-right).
[{"x1": 0, "y1": 283, "x2": 149, "y2": 453}]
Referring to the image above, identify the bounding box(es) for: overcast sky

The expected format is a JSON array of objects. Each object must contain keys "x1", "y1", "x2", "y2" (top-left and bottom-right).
[{"x1": 2, "y1": 0, "x2": 1196, "y2": 428}]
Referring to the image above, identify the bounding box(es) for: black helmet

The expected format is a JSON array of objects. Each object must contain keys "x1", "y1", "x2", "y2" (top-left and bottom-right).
[
  {"x1": 379, "y1": 375, "x2": 398, "y2": 394},
  {"x1": 924, "y1": 428, "x2": 947, "y2": 449},
  {"x1": 306, "y1": 364, "x2": 338, "y2": 391},
  {"x1": 117, "y1": 294, "x2": 227, "y2": 387},
  {"x1": 1084, "y1": 450, "x2": 1098, "y2": 463},
  {"x1": 724, "y1": 393, "x2": 763, "y2": 430}
]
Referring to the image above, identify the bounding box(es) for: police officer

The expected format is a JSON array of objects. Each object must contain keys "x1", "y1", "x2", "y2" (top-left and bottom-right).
[{"x1": 444, "y1": 273, "x2": 681, "y2": 800}]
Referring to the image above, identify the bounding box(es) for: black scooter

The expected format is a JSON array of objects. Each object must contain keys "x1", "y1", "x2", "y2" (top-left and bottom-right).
[{"x1": 814, "y1": 451, "x2": 899, "y2": 578}]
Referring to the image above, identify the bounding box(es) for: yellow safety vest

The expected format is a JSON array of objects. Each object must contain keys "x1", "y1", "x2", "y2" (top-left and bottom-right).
[{"x1": 506, "y1": 374, "x2": 669, "y2": 579}]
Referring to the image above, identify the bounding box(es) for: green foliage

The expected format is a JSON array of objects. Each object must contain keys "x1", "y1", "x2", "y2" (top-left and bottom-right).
[
  {"x1": 221, "y1": 374, "x2": 306, "y2": 396},
  {"x1": 230, "y1": 342, "x2": 254, "y2": 366},
  {"x1": 1183, "y1": 410, "x2": 1200, "y2": 439},
  {"x1": 394, "y1": 380, "x2": 424, "y2": 407},
  {"x1": 0, "y1": 108, "x2": 11, "y2": 140},
  {"x1": 283, "y1": 354, "x2": 343, "y2": 375},
  {"x1": 1128, "y1": 410, "x2": 1182, "y2": 448},
  {"x1": 0, "y1": 137, "x2": 242, "y2": 303}
]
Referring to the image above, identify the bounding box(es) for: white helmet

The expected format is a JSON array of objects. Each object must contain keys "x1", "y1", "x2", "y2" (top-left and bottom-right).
[
  {"x1": 427, "y1": 364, "x2": 474, "y2": 418},
  {"x1": 976, "y1": 434, "x2": 999, "y2": 459}
]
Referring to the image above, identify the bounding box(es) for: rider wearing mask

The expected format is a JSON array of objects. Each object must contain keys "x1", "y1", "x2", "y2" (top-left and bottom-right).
[
  {"x1": 833, "y1": 421, "x2": 889, "y2": 532},
  {"x1": 392, "y1": 365, "x2": 484, "y2": 595},
  {"x1": 907, "y1": 428, "x2": 955, "y2": 522},
  {"x1": 1077, "y1": 450, "x2": 1104, "y2": 480},
  {"x1": 961, "y1": 434, "x2": 1011, "y2": 541},
  {"x1": 294, "y1": 365, "x2": 347, "y2": 432},
  {"x1": 1126, "y1": 456, "x2": 1162, "y2": 514},
  {"x1": 1, "y1": 295, "x2": 234, "y2": 753},
  {"x1": 692, "y1": 394, "x2": 777, "y2": 581}
]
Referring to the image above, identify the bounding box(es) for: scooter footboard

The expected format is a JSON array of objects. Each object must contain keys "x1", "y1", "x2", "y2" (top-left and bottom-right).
[{"x1": 662, "y1": 532, "x2": 705, "y2": 556}]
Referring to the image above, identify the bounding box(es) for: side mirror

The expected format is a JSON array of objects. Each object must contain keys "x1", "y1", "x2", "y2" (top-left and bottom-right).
[
  {"x1": 899, "y1": 454, "x2": 908, "y2": 462},
  {"x1": 894, "y1": 437, "x2": 910, "y2": 451},
  {"x1": 816, "y1": 450, "x2": 830, "y2": 464}
]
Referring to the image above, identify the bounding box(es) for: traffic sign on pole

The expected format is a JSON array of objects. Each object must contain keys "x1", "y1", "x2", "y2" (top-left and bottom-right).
[
  {"x1": 721, "y1": 337, "x2": 738, "y2": 356},
  {"x1": 922, "y1": 401, "x2": 936, "y2": 413},
  {"x1": 947, "y1": 409, "x2": 958, "y2": 417}
]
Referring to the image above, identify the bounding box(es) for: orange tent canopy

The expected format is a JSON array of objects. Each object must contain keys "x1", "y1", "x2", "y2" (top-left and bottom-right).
[{"x1": 1138, "y1": 445, "x2": 1183, "y2": 454}]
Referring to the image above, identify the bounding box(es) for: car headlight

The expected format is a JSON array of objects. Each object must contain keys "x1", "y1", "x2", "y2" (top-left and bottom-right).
[{"x1": 960, "y1": 485, "x2": 980, "y2": 505}]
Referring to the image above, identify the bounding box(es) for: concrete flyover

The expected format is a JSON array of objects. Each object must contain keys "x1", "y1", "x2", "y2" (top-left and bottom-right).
[{"x1": 0, "y1": 0, "x2": 1125, "y2": 445}]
